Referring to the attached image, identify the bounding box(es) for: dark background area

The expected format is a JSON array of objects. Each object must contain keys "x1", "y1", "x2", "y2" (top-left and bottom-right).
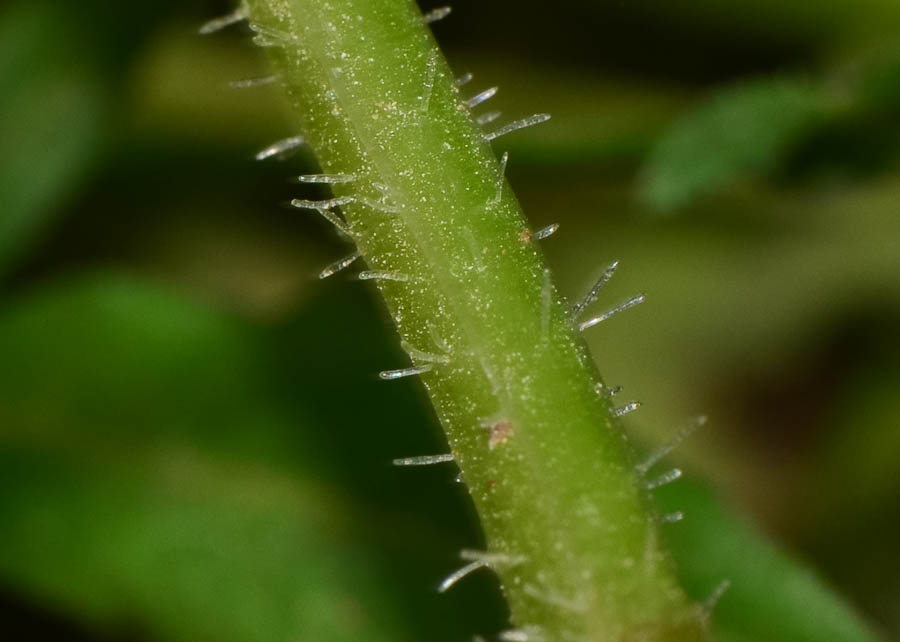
[{"x1": 2, "y1": 0, "x2": 899, "y2": 640}]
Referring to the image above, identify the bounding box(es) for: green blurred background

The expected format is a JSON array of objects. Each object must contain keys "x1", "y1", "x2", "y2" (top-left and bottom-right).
[{"x1": 2, "y1": 0, "x2": 899, "y2": 640}]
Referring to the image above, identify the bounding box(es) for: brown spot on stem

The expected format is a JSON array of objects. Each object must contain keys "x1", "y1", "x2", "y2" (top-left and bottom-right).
[{"x1": 488, "y1": 419, "x2": 514, "y2": 449}]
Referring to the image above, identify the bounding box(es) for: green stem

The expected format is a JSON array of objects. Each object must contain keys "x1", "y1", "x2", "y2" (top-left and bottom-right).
[{"x1": 244, "y1": 0, "x2": 706, "y2": 639}]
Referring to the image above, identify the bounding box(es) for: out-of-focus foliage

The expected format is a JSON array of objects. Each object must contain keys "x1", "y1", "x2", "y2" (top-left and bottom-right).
[
  {"x1": 638, "y1": 76, "x2": 828, "y2": 211},
  {"x1": 656, "y1": 479, "x2": 883, "y2": 642},
  {"x1": 638, "y1": 43, "x2": 900, "y2": 210},
  {"x1": 0, "y1": 277, "x2": 418, "y2": 642},
  {"x1": 0, "y1": 3, "x2": 106, "y2": 275},
  {"x1": 1, "y1": 0, "x2": 899, "y2": 640}
]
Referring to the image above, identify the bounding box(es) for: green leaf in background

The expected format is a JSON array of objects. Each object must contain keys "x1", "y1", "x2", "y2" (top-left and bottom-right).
[
  {"x1": 0, "y1": 275, "x2": 419, "y2": 642},
  {"x1": 0, "y1": 450, "x2": 413, "y2": 642},
  {"x1": 656, "y1": 477, "x2": 884, "y2": 642},
  {"x1": 0, "y1": 2, "x2": 108, "y2": 277},
  {"x1": 637, "y1": 76, "x2": 829, "y2": 212}
]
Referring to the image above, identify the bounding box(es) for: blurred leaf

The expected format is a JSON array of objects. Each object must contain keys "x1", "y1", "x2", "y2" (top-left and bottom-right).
[
  {"x1": 0, "y1": 449, "x2": 414, "y2": 642},
  {"x1": 656, "y1": 478, "x2": 884, "y2": 642},
  {"x1": 638, "y1": 76, "x2": 829, "y2": 211},
  {"x1": 0, "y1": 275, "x2": 419, "y2": 642},
  {"x1": 0, "y1": 2, "x2": 108, "y2": 277}
]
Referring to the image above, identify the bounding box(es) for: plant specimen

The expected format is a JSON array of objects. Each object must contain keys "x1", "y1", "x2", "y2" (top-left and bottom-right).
[{"x1": 212, "y1": 1, "x2": 709, "y2": 640}]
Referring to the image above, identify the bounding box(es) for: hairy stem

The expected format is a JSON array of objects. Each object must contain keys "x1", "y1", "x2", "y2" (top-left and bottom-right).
[{"x1": 243, "y1": 0, "x2": 706, "y2": 639}]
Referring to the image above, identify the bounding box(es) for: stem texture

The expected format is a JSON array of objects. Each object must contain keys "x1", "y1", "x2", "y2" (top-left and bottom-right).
[{"x1": 245, "y1": 1, "x2": 706, "y2": 639}]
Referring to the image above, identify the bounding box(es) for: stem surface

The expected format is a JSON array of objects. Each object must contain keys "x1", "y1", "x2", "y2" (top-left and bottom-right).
[{"x1": 245, "y1": 1, "x2": 706, "y2": 639}]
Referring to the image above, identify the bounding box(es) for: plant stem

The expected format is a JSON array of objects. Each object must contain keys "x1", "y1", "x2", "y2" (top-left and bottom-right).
[{"x1": 244, "y1": 0, "x2": 706, "y2": 639}]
